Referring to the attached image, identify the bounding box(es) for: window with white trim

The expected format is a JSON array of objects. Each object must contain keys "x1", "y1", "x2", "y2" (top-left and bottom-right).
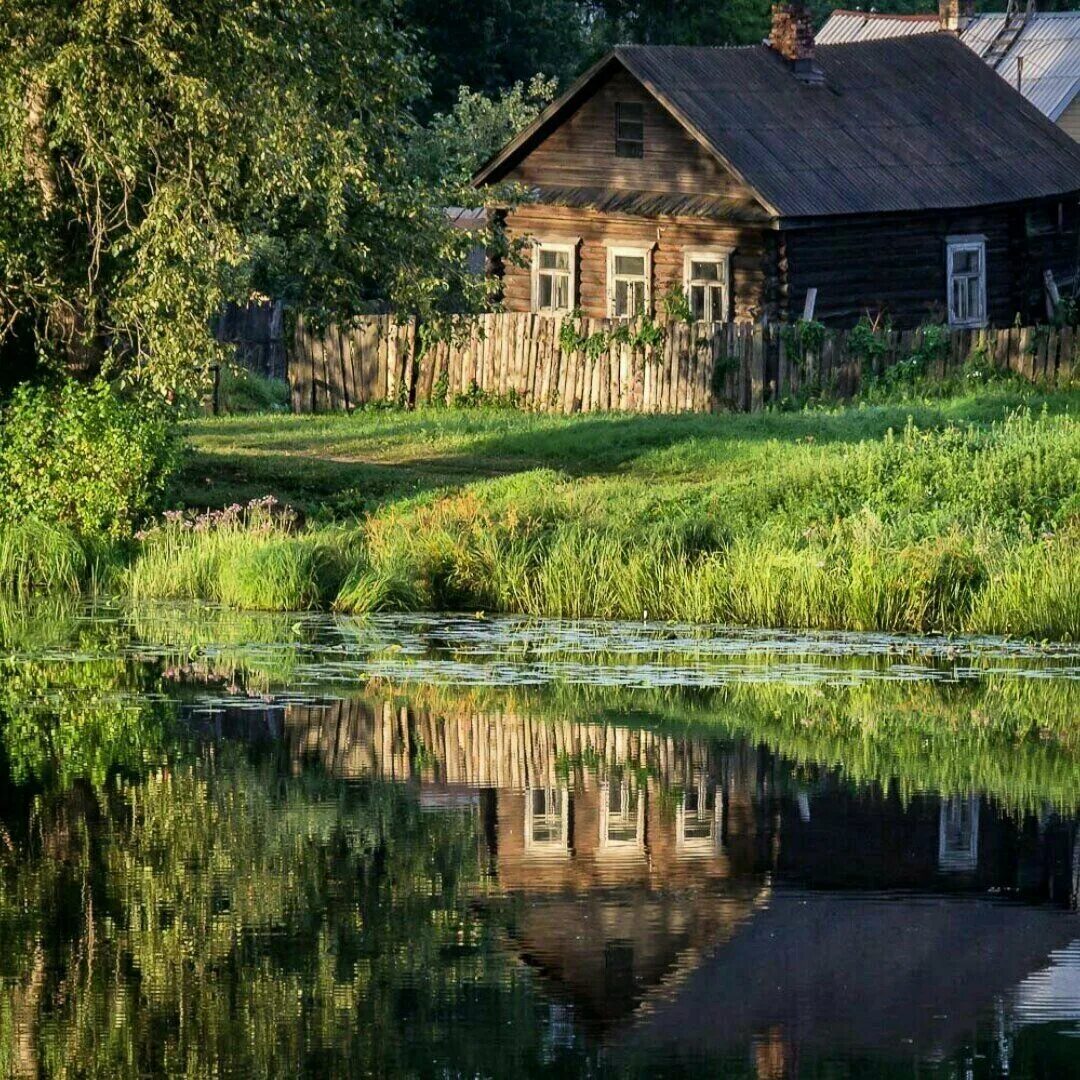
[
  {"x1": 608, "y1": 247, "x2": 651, "y2": 317},
  {"x1": 599, "y1": 779, "x2": 644, "y2": 850},
  {"x1": 524, "y1": 787, "x2": 569, "y2": 854},
  {"x1": 532, "y1": 242, "x2": 574, "y2": 313},
  {"x1": 946, "y1": 236, "x2": 987, "y2": 328},
  {"x1": 684, "y1": 251, "x2": 731, "y2": 323}
]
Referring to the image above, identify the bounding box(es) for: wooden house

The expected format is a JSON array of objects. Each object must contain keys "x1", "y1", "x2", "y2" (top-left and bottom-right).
[{"x1": 474, "y1": 3, "x2": 1080, "y2": 328}]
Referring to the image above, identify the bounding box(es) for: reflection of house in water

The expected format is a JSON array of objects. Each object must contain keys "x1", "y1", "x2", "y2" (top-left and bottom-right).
[
  {"x1": 284, "y1": 697, "x2": 776, "y2": 1029},
  {"x1": 276, "y1": 695, "x2": 1080, "y2": 1063}
]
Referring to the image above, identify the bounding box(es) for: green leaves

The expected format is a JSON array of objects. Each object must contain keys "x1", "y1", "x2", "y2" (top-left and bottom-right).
[
  {"x1": 0, "y1": 0, "x2": 491, "y2": 400},
  {"x1": 0, "y1": 378, "x2": 180, "y2": 542}
]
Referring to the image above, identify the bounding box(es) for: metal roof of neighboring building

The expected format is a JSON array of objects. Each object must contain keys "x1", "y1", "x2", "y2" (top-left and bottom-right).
[
  {"x1": 817, "y1": 10, "x2": 942, "y2": 43},
  {"x1": 818, "y1": 9, "x2": 1080, "y2": 122},
  {"x1": 476, "y1": 34, "x2": 1080, "y2": 219}
]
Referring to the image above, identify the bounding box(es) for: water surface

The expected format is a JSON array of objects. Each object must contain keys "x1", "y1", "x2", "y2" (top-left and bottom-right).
[{"x1": 1, "y1": 605, "x2": 1079, "y2": 1077}]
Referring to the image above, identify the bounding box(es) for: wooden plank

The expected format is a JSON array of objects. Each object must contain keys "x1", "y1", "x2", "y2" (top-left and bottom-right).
[
  {"x1": 309, "y1": 329, "x2": 326, "y2": 412},
  {"x1": 289, "y1": 315, "x2": 308, "y2": 413},
  {"x1": 373, "y1": 319, "x2": 387, "y2": 402},
  {"x1": 574, "y1": 322, "x2": 587, "y2": 412},
  {"x1": 750, "y1": 326, "x2": 765, "y2": 411},
  {"x1": 1058, "y1": 326, "x2": 1074, "y2": 385},
  {"x1": 337, "y1": 327, "x2": 352, "y2": 412}
]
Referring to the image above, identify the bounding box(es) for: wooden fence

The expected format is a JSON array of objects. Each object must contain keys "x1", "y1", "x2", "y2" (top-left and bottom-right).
[
  {"x1": 288, "y1": 312, "x2": 1078, "y2": 414},
  {"x1": 215, "y1": 300, "x2": 286, "y2": 380}
]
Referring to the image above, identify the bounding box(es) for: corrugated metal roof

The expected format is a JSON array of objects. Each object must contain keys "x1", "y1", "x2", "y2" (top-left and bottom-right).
[
  {"x1": 817, "y1": 10, "x2": 941, "y2": 44},
  {"x1": 818, "y1": 9, "x2": 1080, "y2": 123},
  {"x1": 475, "y1": 36, "x2": 1080, "y2": 219}
]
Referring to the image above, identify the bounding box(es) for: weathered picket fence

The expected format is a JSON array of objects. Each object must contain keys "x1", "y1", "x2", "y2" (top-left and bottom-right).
[{"x1": 288, "y1": 312, "x2": 1078, "y2": 414}]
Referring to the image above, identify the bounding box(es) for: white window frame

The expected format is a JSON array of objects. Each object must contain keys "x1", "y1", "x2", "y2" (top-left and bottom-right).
[
  {"x1": 676, "y1": 775, "x2": 723, "y2": 857},
  {"x1": 598, "y1": 779, "x2": 645, "y2": 853},
  {"x1": 946, "y1": 235, "x2": 987, "y2": 329},
  {"x1": 607, "y1": 245, "x2": 652, "y2": 318},
  {"x1": 531, "y1": 240, "x2": 576, "y2": 314},
  {"x1": 524, "y1": 786, "x2": 570, "y2": 856},
  {"x1": 683, "y1": 249, "x2": 732, "y2": 323}
]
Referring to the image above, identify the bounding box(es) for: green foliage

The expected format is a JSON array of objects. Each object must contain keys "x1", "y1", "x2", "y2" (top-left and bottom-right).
[
  {"x1": 0, "y1": 520, "x2": 90, "y2": 599},
  {"x1": 215, "y1": 365, "x2": 290, "y2": 415},
  {"x1": 847, "y1": 315, "x2": 891, "y2": 378},
  {"x1": 558, "y1": 310, "x2": 666, "y2": 360},
  {"x1": 127, "y1": 498, "x2": 349, "y2": 611},
  {"x1": 781, "y1": 317, "x2": 827, "y2": 372},
  {"x1": 0, "y1": 0, "x2": 498, "y2": 400},
  {"x1": 0, "y1": 379, "x2": 178, "y2": 543},
  {"x1": 660, "y1": 284, "x2": 694, "y2": 326},
  {"x1": 410, "y1": 75, "x2": 558, "y2": 188}
]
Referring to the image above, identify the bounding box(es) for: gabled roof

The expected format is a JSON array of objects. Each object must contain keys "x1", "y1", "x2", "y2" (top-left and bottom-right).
[
  {"x1": 818, "y1": 9, "x2": 1080, "y2": 122},
  {"x1": 475, "y1": 35, "x2": 1080, "y2": 220}
]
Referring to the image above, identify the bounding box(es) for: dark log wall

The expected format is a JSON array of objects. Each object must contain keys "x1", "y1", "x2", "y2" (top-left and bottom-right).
[
  {"x1": 1018, "y1": 197, "x2": 1080, "y2": 319},
  {"x1": 781, "y1": 210, "x2": 1011, "y2": 329},
  {"x1": 505, "y1": 70, "x2": 757, "y2": 200},
  {"x1": 781, "y1": 198, "x2": 1080, "y2": 329},
  {"x1": 501, "y1": 204, "x2": 773, "y2": 321}
]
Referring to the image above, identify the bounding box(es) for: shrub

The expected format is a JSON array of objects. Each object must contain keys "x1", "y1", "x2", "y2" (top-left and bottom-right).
[{"x1": 0, "y1": 379, "x2": 179, "y2": 542}]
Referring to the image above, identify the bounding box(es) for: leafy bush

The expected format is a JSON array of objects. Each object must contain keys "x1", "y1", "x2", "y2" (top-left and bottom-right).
[{"x1": 0, "y1": 379, "x2": 179, "y2": 542}]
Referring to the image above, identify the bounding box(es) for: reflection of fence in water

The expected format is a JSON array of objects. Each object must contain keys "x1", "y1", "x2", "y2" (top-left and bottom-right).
[{"x1": 284, "y1": 696, "x2": 740, "y2": 793}]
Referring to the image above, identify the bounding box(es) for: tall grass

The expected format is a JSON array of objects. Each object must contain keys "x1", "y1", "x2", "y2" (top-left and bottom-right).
[
  {"x1": 127, "y1": 498, "x2": 350, "y2": 611},
  {"x1": 0, "y1": 520, "x2": 92, "y2": 599},
  {"x1": 4, "y1": 403, "x2": 1080, "y2": 639}
]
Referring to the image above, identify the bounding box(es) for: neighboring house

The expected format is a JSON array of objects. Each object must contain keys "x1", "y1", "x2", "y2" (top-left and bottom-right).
[
  {"x1": 474, "y1": 3, "x2": 1080, "y2": 329},
  {"x1": 818, "y1": 1, "x2": 1080, "y2": 141}
]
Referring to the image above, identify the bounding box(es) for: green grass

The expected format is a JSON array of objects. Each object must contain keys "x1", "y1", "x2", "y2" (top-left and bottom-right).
[{"x1": 6, "y1": 382, "x2": 1080, "y2": 637}]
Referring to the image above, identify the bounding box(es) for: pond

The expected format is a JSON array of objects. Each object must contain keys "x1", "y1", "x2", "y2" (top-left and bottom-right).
[{"x1": 1, "y1": 603, "x2": 1079, "y2": 1077}]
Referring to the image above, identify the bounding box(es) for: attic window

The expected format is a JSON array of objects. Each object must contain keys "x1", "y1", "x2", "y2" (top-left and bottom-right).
[{"x1": 615, "y1": 102, "x2": 644, "y2": 158}]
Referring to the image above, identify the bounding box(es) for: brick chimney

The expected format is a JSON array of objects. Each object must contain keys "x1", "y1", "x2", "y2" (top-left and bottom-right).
[
  {"x1": 939, "y1": 0, "x2": 975, "y2": 32},
  {"x1": 769, "y1": 3, "x2": 825, "y2": 84}
]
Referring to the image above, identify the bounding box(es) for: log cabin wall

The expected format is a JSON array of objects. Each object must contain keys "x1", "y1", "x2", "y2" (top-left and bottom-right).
[
  {"x1": 501, "y1": 204, "x2": 774, "y2": 322},
  {"x1": 780, "y1": 209, "x2": 1015, "y2": 329},
  {"x1": 504, "y1": 69, "x2": 756, "y2": 200},
  {"x1": 1017, "y1": 196, "x2": 1080, "y2": 319}
]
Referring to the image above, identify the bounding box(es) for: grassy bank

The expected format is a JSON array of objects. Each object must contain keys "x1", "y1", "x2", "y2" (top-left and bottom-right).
[{"x1": 6, "y1": 384, "x2": 1080, "y2": 638}]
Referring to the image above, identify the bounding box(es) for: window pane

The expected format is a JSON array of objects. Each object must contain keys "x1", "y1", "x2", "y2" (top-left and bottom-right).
[
  {"x1": 615, "y1": 103, "x2": 644, "y2": 158},
  {"x1": 689, "y1": 284, "x2": 706, "y2": 320},
  {"x1": 964, "y1": 277, "x2": 980, "y2": 319},
  {"x1": 709, "y1": 285, "x2": 725, "y2": 321},
  {"x1": 629, "y1": 281, "x2": 645, "y2": 316},
  {"x1": 690, "y1": 260, "x2": 720, "y2": 282},
  {"x1": 953, "y1": 249, "x2": 978, "y2": 274},
  {"x1": 952, "y1": 278, "x2": 966, "y2": 321},
  {"x1": 539, "y1": 275, "x2": 553, "y2": 309},
  {"x1": 539, "y1": 248, "x2": 568, "y2": 271},
  {"x1": 615, "y1": 279, "x2": 629, "y2": 316},
  {"x1": 553, "y1": 273, "x2": 569, "y2": 310},
  {"x1": 614, "y1": 254, "x2": 645, "y2": 276}
]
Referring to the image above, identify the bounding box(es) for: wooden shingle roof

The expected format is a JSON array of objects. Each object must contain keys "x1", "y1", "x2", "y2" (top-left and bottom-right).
[{"x1": 475, "y1": 35, "x2": 1080, "y2": 220}]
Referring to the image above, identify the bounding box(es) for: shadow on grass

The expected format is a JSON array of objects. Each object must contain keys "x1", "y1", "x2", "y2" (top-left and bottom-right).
[{"x1": 178, "y1": 387, "x2": 1079, "y2": 517}]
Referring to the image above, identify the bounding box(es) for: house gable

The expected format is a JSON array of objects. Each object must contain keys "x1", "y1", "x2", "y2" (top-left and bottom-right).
[{"x1": 504, "y1": 69, "x2": 760, "y2": 204}]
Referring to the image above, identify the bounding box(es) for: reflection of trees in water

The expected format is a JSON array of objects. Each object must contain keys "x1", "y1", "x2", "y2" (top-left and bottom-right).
[{"x1": 0, "y1": 749, "x2": 531, "y2": 1076}]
